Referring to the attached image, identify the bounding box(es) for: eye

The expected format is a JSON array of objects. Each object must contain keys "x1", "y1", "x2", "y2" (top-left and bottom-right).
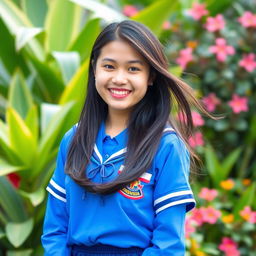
[
  {"x1": 128, "y1": 66, "x2": 140, "y2": 72},
  {"x1": 103, "y1": 64, "x2": 114, "y2": 69}
]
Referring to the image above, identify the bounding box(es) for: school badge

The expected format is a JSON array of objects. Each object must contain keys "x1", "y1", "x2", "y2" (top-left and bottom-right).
[{"x1": 118, "y1": 165, "x2": 152, "y2": 200}]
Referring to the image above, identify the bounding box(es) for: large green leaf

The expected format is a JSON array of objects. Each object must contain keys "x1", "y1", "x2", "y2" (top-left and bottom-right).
[
  {"x1": 60, "y1": 59, "x2": 89, "y2": 104},
  {"x1": 19, "y1": 188, "x2": 45, "y2": 207},
  {"x1": 7, "y1": 249, "x2": 33, "y2": 256},
  {"x1": 221, "y1": 147, "x2": 242, "y2": 180},
  {"x1": 44, "y1": 0, "x2": 82, "y2": 52},
  {"x1": 0, "y1": 176, "x2": 27, "y2": 222},
  {"x1": 205, "y1": 0, "x2": 235, "y2": 15},
  {"x1": 16, "y1": 27, "x2": 43, "y2": 51},
  {"x1": 233, "y1": 183, "x2": 256, "y2": 219},
  {"x1": 0, "y1": 58, "x2": 11, "y2": 87},
  {"x1": 52, "y1": 51, "x2": 80, "y2": 84},
  {"x1": 132, "y1": 0, "x2": 180, "y2": 36},
  {"x1": 28, "y1": 56, "x2": 65, "y2": 102},
  {"x1": 6, "y1": 218, "x2": 33, "y2": 247},
  {"x1": 0, "y1": 158, "x2": 24, "y2": 176},
  {"x1": 0, "y1": 19, "x2": 28, "y2": 75},
  {"x1": 21, "y1": 0, "x2": 47, "y2": 27},
  {"x1": 8, "y1": 70, "x2": 33, "y2": 119},
  {"x1": 70, "y1": 0, "x2": 126, "y2": 23},
  {"x1": 68, "y1": 18, "x2": 101, "y2": 61},
  {"x1": 7, "y1": 107, "x2": 37, "y2": 166},
  {"x1": 32, "y1": 102, "x2": 74, "y2": 180},
  {"x1": 25, "y1": 104, "x2": 39, "y2": 142},
  {"x1": 0, "y1": 0, "x2": 44, "y2": 61},
  {"x1": 40, "y1": 103, "x2": 61, "y2": 134},
  {"x1": 59, "y1": 59, "x2": 89, "y2": 123},
  {"x1": 204, "y1": 144, "x2": 221, "y2": 187},
  {"x1": 0, "y1": 119, "x2": 22, "y2": 164}
]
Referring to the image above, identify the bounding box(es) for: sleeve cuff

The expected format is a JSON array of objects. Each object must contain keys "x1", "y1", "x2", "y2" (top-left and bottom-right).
[
  {"x1": 154, "y1": 190, "x2": 195, "y2": 214},
  {"x1": 46, "y1": 179, "x2": 66, "y2": 203}
]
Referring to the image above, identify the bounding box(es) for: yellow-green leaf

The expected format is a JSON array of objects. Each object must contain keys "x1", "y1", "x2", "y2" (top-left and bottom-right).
[
  {"x1": 44, "y1": 0, "x2": 82, "y2": 52},
  {"x1": 132, "y1": 0, "x2": 179, "y2": 36},
  {"x1": 7, "y1": 108, "x2": 37, "y2": 166},
  {"x1": 6, "y1": 218, "x2": 33, "y2": 247},
  {"x1": 8, "y1": 70, "x2": 33, "y2": 119},
  {"x1": 0, "y1": 0, "x2": 44, "y2": 60}
]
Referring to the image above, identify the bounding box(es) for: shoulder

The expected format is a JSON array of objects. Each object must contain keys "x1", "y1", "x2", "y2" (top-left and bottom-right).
[
  {"x1": 154, "y1": 127, "x2": 189, "y2": 168},
  {"x1": 59, "y1": 123, "x2": 78, "y2": 153}
]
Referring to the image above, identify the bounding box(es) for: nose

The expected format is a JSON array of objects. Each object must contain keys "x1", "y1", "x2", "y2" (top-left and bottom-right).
[{"x1": 112, "y1": 70, "x2": 127, "y2": 85}]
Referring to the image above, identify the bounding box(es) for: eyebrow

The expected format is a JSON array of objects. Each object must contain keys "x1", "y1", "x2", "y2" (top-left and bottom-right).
[{"x1": 101, "y1": 58, "x2": 144, "y2": 65}]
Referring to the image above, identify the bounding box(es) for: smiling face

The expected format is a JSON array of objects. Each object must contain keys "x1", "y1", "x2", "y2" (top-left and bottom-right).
[{"x1": 94, "y1": 40, "x2": 152, "y2": 119}]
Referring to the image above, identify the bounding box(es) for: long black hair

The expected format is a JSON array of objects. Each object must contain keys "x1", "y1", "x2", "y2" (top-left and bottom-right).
[{"x1": 65, "y1": 20, "x2": 211, "y2": 194}]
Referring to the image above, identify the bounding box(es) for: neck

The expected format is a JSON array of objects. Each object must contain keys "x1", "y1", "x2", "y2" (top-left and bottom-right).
[{"x1": 105, "y1": 109, "x2": 130, "y2": 137}]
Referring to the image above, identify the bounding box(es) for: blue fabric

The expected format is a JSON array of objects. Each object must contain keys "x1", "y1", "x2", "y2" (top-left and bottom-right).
[
  {"x1": 41, "y1": 123, "x2": 195, "y2": 256},
  {"x1": 71, "y1": 244, "x2": 143, "y2": 256}
]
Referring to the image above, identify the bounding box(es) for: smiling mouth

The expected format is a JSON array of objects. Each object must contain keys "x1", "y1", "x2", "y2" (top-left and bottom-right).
[{"x1": 109, "y1": 88, "x2": 131, "y2": 98}]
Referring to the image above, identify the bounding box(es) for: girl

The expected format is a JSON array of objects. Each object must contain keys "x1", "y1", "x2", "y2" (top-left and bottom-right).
[{"x1": 42, "y1": 20, "x2": 209, "y2": 255}]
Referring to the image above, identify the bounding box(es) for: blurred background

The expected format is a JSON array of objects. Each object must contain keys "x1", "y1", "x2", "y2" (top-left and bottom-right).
[{"x1": 0, "y1": 0, "x2": 255, "y2": 255}]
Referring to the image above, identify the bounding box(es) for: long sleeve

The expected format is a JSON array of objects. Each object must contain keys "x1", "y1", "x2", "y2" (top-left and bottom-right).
[
  {"x1": 142, "y1": 204, "x2": 186, "y2": 256},
  {"x1": 41, "y1": 134, "x2": 71, "y2": 256},
  {"x1": 143, "y1": 133, "x2": 195, "y2": 255}
]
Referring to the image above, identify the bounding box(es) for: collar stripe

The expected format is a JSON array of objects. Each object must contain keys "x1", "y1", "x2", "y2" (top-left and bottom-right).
[{"x1": 94, "y1": 144, "x2": 103, "y2": 164}]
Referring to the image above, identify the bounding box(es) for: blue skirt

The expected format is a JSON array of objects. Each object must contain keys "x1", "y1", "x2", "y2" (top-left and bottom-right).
[{"x1": 71, "y1": 244, "x2": 144, "y2": 256}]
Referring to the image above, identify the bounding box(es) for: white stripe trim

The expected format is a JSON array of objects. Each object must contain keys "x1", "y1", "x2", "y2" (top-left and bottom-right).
[
  {"x1": 154, "y1": 190, "x2": 193, "y2": 205},
  {"x1": 50, "y1": 179, "x2": 66, "y2": 194},
  {"x1": 105, "y1": 147, "x2": 127, "y2": 163},
  {"x1": 140, "y1": 172, "x2": 152, "y2": 181},
  {"x1": 94, "y1": 144, "x2": 103, "y2": 163},
  {"x1": 46, "y1": 187, "x2": 67, "y2": 202},
  {"x1": 163, "y1": 127, "x2": 175, "y2": 133},
  {"x1": 156, "y1": 199, "x2": 195, "y2": 214}
]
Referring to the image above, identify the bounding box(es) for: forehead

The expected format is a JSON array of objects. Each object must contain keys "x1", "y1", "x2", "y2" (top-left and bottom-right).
[{"x1": 98, "y1": 40, "x2": 147, "y2": 63}]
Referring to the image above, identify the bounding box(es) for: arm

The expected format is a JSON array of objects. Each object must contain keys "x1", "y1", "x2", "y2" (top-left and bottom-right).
[
  {"x1": 41, "y1": 133, "x2": 72, "y2": 256},
  {"x1": 142, "y1": 204, "x2": 186, "y2": 256},
  {"x1": 143, "y1": 134, "x2": 195, "y2": 255}
]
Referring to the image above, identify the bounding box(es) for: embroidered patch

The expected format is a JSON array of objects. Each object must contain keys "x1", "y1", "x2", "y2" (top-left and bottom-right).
[
  {"x1": 118, "y1": 165, "x2": 151, "y2": 200},
  {"x1": 119, "y1": 179, "x2": 144, "y2": 200}
]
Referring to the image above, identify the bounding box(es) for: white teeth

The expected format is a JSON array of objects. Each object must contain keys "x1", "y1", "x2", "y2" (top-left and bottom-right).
[{"x1": 110, "y1": 89, "x2": 129, "y2": 96}]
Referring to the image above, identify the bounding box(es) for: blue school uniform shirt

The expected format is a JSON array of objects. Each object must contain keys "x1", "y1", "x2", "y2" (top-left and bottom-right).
[{"x1": 41, "y1": 122, "x2": 196, "y2": 255}]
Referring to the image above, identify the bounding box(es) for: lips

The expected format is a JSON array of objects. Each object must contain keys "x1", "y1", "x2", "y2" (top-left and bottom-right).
[{"x1": 109, "y1": 88, "x2": 131, "y2": 98}]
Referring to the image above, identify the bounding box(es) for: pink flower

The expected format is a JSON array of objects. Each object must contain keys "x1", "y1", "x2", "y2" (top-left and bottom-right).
[
  {"x1": 176, "y1": 47, "x2": 194, "y2": 69},
  {"x1": 162, "y1": 21, "x2": 171, "y2": 30},
  {"x1": 204, "y1": 14, "x2": 225, "y2": 32},
  {"x1": 238, "y1": 11, "x2": 256, "y2": 28},
  {"x1": 239, "y1": 206, "x2": 256, "y2": 224},
  {"x1": 190, "y1": 208, "x2": 204, "y2": 226},
  {"x1": 185, "y1": 217, "x2": 196, "y2": 238},
  {"x1": 187, "y1": 3, "x2": 209, "y2": 20},
  {"x1": 209, "y1": 38, "x2": 235, "y2": 62},
  {"x1": 228, "y1": 94, "x2": 248, "y2": 114},
  {"x1": 189, "y1": 132, "x2": 204, "y2": 148},
  {"x1": 200, "y1": 206, "x2": 221, "y2": 224},
  {"x1": 219, "y1": 237, "x2": 240, "y2": 256},
  {"x1": 202, "y1": 93, "x2": 221, "y2": 112},
  {"x1": 122, "y1": 5, "x2": 139, "y2": 17},
  {"x1": 192, "y1": 111, "x2": 204, "y2": 126},
  {"x1": 199, "y1": 187, "x2": 218, "y2": 201},
  {"x1": 239, "y1": 53, "x2": 256, "y2": 72}
]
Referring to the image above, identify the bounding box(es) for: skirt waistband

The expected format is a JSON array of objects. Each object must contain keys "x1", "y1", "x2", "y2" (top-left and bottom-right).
[{"x1": 71, "y1": 244, "x2": 144, "y2": 255}]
